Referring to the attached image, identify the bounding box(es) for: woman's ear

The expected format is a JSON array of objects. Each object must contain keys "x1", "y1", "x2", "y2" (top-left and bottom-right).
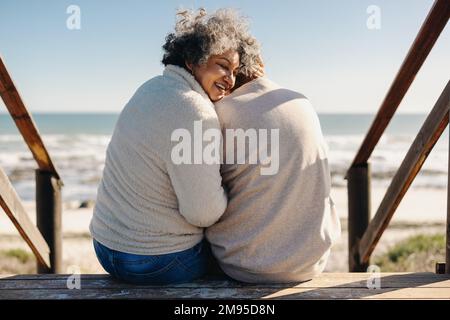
[{"x1": 185, "y1": 61, "x2": 194, "y2": 74}]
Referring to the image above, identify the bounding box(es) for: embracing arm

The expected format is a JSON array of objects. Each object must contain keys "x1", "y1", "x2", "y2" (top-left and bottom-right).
[{"x1": 165, "y1": 109, "x2": 227, "y2": 228}]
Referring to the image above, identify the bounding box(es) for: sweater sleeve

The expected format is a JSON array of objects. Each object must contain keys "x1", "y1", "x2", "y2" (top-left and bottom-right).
[{"x1": 165, "y1": 99, "x2": 228, "y2": 228}]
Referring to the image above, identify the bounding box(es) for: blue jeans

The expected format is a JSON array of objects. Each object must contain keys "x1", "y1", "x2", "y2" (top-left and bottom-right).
[{"x1": 93, "y1": 239, "x2": 209, "y2": 285}]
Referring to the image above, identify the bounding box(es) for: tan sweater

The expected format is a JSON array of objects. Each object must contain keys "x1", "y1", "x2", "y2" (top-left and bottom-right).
[
  {"x1": 90, "y1": 65, "x2": 227, "y2": 255},
  {"x1": 206, "y1": 77, "x2": 341, "y2": 283}
]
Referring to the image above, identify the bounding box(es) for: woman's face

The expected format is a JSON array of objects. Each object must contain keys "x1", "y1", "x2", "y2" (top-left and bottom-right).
[{"x1": 188, "y1": 49, "x2": 240, "y2": 102}]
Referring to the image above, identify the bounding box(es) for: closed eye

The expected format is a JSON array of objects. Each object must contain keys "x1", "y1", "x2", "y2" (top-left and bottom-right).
[
  {"x1": 218, "y1": 63, "x2": 238, "y2": 77},
  {"x1": 218, "y1": 63, "x2": 228, "y2": 70}
]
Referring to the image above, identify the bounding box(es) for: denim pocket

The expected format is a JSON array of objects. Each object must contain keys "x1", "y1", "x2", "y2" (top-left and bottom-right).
[
  {"x1": 113, "y1": 251, "x2": 161, "y2": 265},
  {"x1": 114, "y1": 254, "x2": 178, "y2": 278},
  {"x1": 175, "y1": 256, "x2": 206, "y2": 278}
]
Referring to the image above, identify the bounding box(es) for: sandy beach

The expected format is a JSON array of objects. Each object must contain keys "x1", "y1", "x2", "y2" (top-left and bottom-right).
[{"x1": 0, "y1": 186, "x2": 447, "y2": 274}]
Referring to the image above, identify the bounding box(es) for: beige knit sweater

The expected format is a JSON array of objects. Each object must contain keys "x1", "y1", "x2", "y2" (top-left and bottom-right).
[
  {"x1": 206, "y1": 77, "x2": 341, "y2": 283},
  {"x1": 90, "y1": 65, "x2": 227, "y2": 255}
]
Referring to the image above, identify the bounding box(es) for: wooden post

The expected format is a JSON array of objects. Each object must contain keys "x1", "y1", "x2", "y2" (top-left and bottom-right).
[
  {"x1": 347, "y1": 163, "x2": 371, "y2": 272},
  {"x1": 447, "y1": 114, "x2": 450, "y2": 274},
  {"x1": 36, "y1": 170, "x2": 62, "y2": 274}
]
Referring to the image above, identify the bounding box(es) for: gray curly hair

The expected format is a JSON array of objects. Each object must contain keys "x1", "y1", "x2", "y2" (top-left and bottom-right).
[{"x1": 162, "y1": 8, "x2": 262, "y2": 78}]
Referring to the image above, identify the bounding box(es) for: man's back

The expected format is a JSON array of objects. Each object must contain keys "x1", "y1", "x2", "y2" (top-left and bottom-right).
[{"x1": 206, "y1": 77, "x2": 341, "y2": 283}]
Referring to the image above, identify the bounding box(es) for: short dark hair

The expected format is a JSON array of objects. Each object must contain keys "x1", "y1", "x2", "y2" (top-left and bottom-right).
[
  {"x1": 162, "y1": 32, "x2": 211, "y2": 70},
  {"x1": 161, "y1": 8, "x2": 261, "y2": 77}
]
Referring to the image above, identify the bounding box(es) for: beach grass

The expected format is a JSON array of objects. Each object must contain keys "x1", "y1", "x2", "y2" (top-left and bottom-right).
[
  {"x1": 0, "y1": 248, "x2": 36, "y2": 274},
  {"x1": 374, "y1": 233, "x2": 445, "y2": 272},
  {"x1": 3, "y1": 248, "x2": 32, "y2": 263}
]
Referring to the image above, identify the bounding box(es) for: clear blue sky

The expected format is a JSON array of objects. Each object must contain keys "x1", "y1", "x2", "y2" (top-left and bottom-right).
[{"x1": 0, "y1": 0, "x2": 448, "y2": 113}]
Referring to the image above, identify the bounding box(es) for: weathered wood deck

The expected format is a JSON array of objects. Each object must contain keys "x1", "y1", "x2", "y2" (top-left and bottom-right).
[{"x1": 1, "y1": 273, "x2": 450, "y2": 300}]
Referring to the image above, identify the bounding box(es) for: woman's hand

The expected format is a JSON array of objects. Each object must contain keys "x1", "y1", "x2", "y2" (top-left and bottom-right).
[
  {"x1": 252, "y1": 59, "x2": 265, "y2": 78},
  {"x1": 231, "y1": 58, "x2": 265, "y2": 93}
]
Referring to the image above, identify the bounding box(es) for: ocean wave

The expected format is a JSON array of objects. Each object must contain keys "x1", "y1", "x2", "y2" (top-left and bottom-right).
[{"x1": 0, "y1": 133, "x2": 448, "y2": 201}]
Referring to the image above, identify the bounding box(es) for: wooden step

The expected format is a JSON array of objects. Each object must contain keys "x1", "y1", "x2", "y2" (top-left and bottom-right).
[{"x1": 1, "y1": 272, "x2": 450, "y2": 300}]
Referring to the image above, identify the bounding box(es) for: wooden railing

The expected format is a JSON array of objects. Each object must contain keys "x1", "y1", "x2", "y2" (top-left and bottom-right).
[
  {"x1": 347, "y1": 0, "x2": 450, "y2": 273},
  {"x1": 0, "y1": 55, "x2": 63, "y2": 273}
]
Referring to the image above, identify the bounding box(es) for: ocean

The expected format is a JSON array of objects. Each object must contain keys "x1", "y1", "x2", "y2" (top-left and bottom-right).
[{"x1": 0, "y1": 113, "x2": 448, "y2": 203}]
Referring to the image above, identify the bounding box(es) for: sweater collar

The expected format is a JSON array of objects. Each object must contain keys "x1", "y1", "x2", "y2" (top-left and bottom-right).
[{"x1": 163, "y1": 65, "x2": 210, "y2": 101}]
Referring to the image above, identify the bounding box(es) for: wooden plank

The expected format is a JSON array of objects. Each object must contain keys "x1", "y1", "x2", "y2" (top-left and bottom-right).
[
  {"x1": 1, "y1": 287, "x2": 450, "y2": 300},
  {"x1": 349, "y1": 0, "x2": 450, "y2": 168},
  {"x1": 0, "y1": 166, "x2": 50, "y2": 268},
  {"x1": 262, "y1": 287, "x2": 450, "y2": 300},
  {"x1": 359, "y1": 81, "x2": 450, "y2": 264},
  {"x1": 1, "y1": 273, "x2": 449, "y2": 290},
  {"x1": 1, "y1": 272, "x2": 446, "y2": 281},
  {"x1": 0, "y1": 55, "x2": 61, "y2": 181}
]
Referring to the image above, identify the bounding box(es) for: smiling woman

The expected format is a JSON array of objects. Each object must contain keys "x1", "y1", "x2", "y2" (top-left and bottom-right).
[
  {"x1": 187, "y1": 49, "x2": 240, "y2": 101},
  {"x1": 161, "y1": 8, "x2": 262, "y2": 101}
]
